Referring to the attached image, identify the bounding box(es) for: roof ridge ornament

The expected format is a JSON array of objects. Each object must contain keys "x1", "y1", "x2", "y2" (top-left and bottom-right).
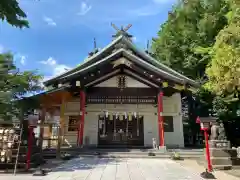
[
  {"x1": 145, "y1": 39, "x2": 154, "y2": 56},
  {"x1": 88, "y1": 37, "x2": 99, "y2": 57},
  {"x1": 111, "y1": 23, "x2": 133, "y2": 41}
]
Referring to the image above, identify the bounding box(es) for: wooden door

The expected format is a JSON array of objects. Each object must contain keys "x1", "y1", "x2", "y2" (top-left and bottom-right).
[{"x1": 98, "y1": 114, "x2": 144, "y2": 147}]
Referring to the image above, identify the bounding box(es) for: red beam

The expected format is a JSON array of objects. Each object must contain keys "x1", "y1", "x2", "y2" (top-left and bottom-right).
[{"x1": 158, "y1": 91, "x2": 165, "y2": 147}]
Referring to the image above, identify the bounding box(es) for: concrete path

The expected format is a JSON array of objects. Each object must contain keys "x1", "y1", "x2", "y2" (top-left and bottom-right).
[{"x1": 0, "y1": 157, "x2": 204, "y2": 180}]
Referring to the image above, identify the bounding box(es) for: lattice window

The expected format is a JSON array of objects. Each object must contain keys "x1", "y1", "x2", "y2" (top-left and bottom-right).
[{"x1": 117, "y1": 75, "x2": 126, "y2": 89}]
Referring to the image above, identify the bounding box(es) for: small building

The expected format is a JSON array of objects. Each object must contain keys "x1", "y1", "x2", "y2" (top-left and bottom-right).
[{"x1": 31, "y1": 27, "x2": 199, "y2": 149}]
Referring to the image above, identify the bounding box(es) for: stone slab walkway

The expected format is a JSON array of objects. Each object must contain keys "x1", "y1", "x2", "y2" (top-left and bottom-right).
[
  {"x1": 0, "y1": 157, "x2": 205, "y2": 180},
  {"x1": 177, "y1": 159, "x2": 240, "y2": 180}
]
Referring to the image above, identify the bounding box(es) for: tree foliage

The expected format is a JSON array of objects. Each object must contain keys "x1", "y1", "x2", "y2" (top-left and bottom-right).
[
  {"x1": 205, "y1": 0, "x2": 240, "y2": 97},
  {"x1": 0, "y1": 53, "x2": 43, "y2": 121},
  {"x1": 0, "y1": 0, "x2": 29, "y2": 28},
  {"x1": 151, "y1": 0, "x2": 240, "y2": 144},
  {"x1": 152, "y1": 0, "x2": 229, "y2": 80}
]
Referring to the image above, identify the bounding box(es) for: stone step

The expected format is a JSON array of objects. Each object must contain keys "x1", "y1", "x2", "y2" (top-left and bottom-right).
[
  {"x1": 232, "y1": 157, "x2": 240, "y2": 166},
  {"x1": 43, "y1": 147, "x2": 204, "y2": 159},
  {"x1": 210, "y1": 157, "x2": 232, "y2": 166},
  {"x1": 60, "y1": 147, "x2": 203, "y2": 154},
  {"x1": 0, "y1": 162, "x2": 37, "y2": 171},
  {"x1": 207, "y1": 148, "x2": 237, "y2": 158},
  {"x1": 212, "y1": 164, "x2": 232, "y2": 170},
  {"x1": 197, "y1": 159, "x2": 232, "y2": 170}
]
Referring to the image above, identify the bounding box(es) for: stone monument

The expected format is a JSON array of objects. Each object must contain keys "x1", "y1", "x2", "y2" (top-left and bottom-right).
[
  {"x1": 218, "y1": 123, "x2": 227, "y2": 140},
  {"x1": 152, "y1": 138, "x2": 157, "y2": 150},
  {"x1": 210, "y1": 122, "x2": 219, "y2": 140},
  {"x1": 209, "y1": 121, "x2": 232, "y2": 170}
]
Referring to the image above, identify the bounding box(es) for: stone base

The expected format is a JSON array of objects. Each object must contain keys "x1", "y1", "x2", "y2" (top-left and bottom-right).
[
  {"x1": 207, "y1": 142, "x2": 233, "y2": 170},
  {"x1": 158, "y1": 146, "x2": 167, "y2": 153},
  {"x1": 200, "y1": 171, "x2": 216, "y2": 179},
  {"x1": 209, "y1": 148, "x2": 237, "y2": 158},
  {"x1": 209, "y1": 140, "x2": 230, "y2": 149}
]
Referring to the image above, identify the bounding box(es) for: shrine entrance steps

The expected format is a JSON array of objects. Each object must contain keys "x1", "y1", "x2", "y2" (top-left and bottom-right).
[{"x1": 43, "y1": 147, "x2": 204, "y2": 159}]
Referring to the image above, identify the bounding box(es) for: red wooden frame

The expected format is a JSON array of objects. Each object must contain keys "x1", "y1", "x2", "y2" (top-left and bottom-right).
[{"x1": 158, "y1": 91, "x2": 165, "y2": 147}]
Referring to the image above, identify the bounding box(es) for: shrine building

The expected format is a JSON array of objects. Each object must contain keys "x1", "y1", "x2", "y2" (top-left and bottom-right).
[{"x1": 31, "y1": 25, "x2": 199, "y2": 149}]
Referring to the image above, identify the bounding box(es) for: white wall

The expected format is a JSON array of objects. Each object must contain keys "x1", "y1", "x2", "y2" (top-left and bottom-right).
[
  {"x1": 62, "y1": 92, "x2": 184, "y2": 148},
  {"x1": 163, "y1": 93, "x2": 184, "y2": 148}
]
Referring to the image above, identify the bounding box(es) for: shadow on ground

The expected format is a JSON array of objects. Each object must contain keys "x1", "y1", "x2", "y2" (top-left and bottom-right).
[{"x1": 51, "y1": 157, "x2": 118, "y2": 172}]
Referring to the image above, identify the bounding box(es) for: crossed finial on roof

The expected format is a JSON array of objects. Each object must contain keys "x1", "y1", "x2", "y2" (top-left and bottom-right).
[{"x1": 111, "y1": 23, "x2": 133, "y2": 39}]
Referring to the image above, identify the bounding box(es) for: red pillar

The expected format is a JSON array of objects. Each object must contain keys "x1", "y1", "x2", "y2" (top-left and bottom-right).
[
  {"x1": 78, "y1": 90, "x2": 86, "y2": 146},
  {"x1": 26, "y1": 126, "x2": 34, "y2": 170},
  {"x1": 204, "y1": 129, "x2": 212, "y2": 172},
  {"x1": 158, "y1": 91, "x2": 165, "y2": 147}
]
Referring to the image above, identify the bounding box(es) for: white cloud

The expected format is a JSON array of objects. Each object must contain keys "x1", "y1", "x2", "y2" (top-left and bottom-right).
[
  {"x1": 14, "y1": 53, "x2": 27, "y2": 66},
  {"x1": 20, "y1": 55, "x2": 26, "y2": 65},
  {"x1": 53, "y1": 64, "x2": 71, "y2": 76},
  {"x1": 40, "y1": 57, "x2": 56, "y2": 66},
  {"x1": 43, "y1": 16, "x2": 57, "y2": 26},
  {"x1": 77, "y1": 2, "x2": 92, "y2": 15},
  {"x1": 39, "y1": 57, "x2": 71, "y2": 82}
]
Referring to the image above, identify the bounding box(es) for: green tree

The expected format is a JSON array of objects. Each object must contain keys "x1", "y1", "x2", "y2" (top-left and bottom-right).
[
  {"x1": 152, "y1": 0, "x2": 229, "y2": 80},
  {"x1": 0, "y1": 0, "x2": 30, "y2": 28},
  {"x1": 0, "y1": 52, "x2": 43, "y2": 121},
  {"x1": 205, "y1": 0, "x2": 240, "y2": 97},
  {"x1": 151, "y1": 0, "x2": 231, "y2": 145}
]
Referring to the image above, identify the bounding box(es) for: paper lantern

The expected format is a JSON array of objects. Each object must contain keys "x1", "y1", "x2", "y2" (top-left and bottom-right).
[
  {"x1": 124, "y1": 112, "x2": 127, "y2": 119},
  {"x1": 128, "y1": 113, "x2": 132, "y2": 121},
  {"x1": 76, "y1": 81, "x2": 81, "y2": 87},
  {"x1": 115, "y1": 112, "x2": 119, "y2": 119},
  {"x1": 109, "y1": 114, "x2": 113, "y2": 121},
  {"x1": 119, "y1": 115, "x2": 123, "y2": 121},
  {"x1": 105, "y1": 111, "x2": 109, "y2": 118},
  {"x1": 134, "y1": 112, "x2": 137, "y2": 118}
]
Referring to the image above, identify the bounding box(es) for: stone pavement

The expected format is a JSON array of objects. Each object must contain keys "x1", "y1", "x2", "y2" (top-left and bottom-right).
[
  {"x1": 177, "y1": 159, "x2": 240, "y2": 180},
  {"x1": 0, "y1": 157, "x2": 205, "y2": 180}
]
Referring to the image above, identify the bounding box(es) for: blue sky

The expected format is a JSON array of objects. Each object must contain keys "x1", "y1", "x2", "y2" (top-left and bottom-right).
[{"x1": 0, "y1": 0, "x2": 176, "y2": 82}]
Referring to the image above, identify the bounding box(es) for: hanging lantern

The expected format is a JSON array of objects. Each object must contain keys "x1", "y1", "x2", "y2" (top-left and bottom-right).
[
  {"x1": 128, "y1": 113, "x2": 132, "y2": 121},
  {"x1": 105, "y1": 111, "x2": 109, "y2": 118},
  {"x1": 119, "y1": 114, "x2": 123, "y2": 121},
  {"x1": 124, "y1": 112, "x2": 127, "y2": 119},
  {"x1": 134, "y1": 112, "x2": 137, "y2": 118},
  {"x1": 109, "y1": 113, "x2": 113, "y2": 121},
  {"x1": 76, "y1": 81, "x2": 81, "y2": 87}
]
